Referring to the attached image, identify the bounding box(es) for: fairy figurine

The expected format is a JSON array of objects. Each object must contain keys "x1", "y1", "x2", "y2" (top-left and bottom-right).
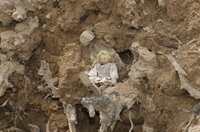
[{"x1": 80, "y1": 50, "x2": 118, "y2": 96}]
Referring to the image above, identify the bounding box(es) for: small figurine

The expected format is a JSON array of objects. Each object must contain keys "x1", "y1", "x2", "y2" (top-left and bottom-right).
[{"x1": 80, "y1": 50, "x2": 118, "y2": 96}]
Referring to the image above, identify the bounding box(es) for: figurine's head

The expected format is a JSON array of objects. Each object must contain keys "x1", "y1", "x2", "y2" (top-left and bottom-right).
[
  {"x1": 99, "y1": 53, "x2": 110, "y2": 64},
  {"x1": 92, "y1": 50, "x2": 114, "y2": 67}
]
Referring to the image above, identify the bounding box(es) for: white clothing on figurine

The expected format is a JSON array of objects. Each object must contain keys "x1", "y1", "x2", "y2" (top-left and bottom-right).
[{"x1": 88, "y1": 63, "x2": 118, "y2": 86}]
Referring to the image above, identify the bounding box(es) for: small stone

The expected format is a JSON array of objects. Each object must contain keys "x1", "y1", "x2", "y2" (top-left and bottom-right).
[
  {"x1": 156, "y1": 50, "x2": 163, "y2": 55},
  {"x1": 80, "y1": 30, "x2": 95, "y2": 46},
  {"x1": 172, "y1": 51, "x2": 176, "y2": 56},
  {"x1": 38, "y1": 6, "x2": 42, "y2": 10},
  {"x1": 158, "y1": 0, "x2": 165, "y2": 7},
  {"x1": 46, "y1": 13, "x2": 51, "y2": 19},
  {"x1": 14, "y1": 41, "x2": 21, "y2": 46},
  {"x1": 95, "y1": 22, "x2": 100, "y2": 26},
  {"x1": 35, "y1": 47, "x2": 42, "y2": 55},
  {"x1": 12, "y1": 8, "x2": 27, "y2": 22},
  {"x1": 12, "y1": 87, "x2": 17, "y2": 92},
  {"x1": 142, "y1": 124, "x2": 154, "y2": 132},
  {"x1": 143, "y1": 27, "x2": 151, "y2": 32},
  {"x1": 104, "y1": 35, "x2": 110, "y2": 42},
  {"x1": 74, "y1": 50, "x2": 82, "y2": 62},
  {"x1": 38, "y1": 0, "x2": 48, "y2": 3},
  {"x1": 57, "y1": 17, "x2": 62, "y2": 21},
  {"x1": 157, "y1": 19, "x2": 163, "y2": 23},
  {"x1": 143, "y1": 11, "x2": 148, "y2": 15},
  {"x1": 140, "y1": 0, "x2": 144, "y2": 3},
  {"x1": 42, "y1": 24, "x2": 47, "y2": 30},
  {"x1": 157, "y1": 35, "x2": 179, "y2": 49},
  {"x1": 66, "y1": 94, "x2": 71, "y2": 98}
]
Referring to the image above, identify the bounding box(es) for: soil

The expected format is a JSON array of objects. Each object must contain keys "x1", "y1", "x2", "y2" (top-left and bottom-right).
[{"x1": 1, "y1": 0, "x2": 200, "y2": 132}]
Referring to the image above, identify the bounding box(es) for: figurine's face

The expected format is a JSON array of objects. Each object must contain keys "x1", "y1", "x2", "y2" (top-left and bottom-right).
[{"x1": 99, "y1": 54, "x2": 110, "y2": 64}]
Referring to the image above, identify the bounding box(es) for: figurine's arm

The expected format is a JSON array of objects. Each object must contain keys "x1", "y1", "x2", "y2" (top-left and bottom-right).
[
  {"x1": 110, "y1": 64, "x2": 118, "y2": 86},
  {"x1": 88, "y1": 64, "x2": 97, "y2": 77}
]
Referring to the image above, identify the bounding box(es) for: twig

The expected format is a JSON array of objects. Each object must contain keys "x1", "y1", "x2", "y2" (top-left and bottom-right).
[
  {"x1": 129, "y1": 110, "x2": 134, "y2": 132},
  {"x1": 28, "y1": 124, "x2": 40, "y2": 132},
  {"x1": 185, "y1": 114, "x2": 197, "y2": 132},
  {"x1": 185, "y1": 102, "x2": 200, "y2": 132},
  {"x1": 137, "y1": 111, "x2": 146, "y2": 118},
  {"x1": 46, "y1": 120, "x2": 50, "y2": 132},
  {"x1": 43, "y1": 91, "x2": 52, "y2": 100},
  {"x1": 65, "y1": 67, "x2": 76, "y2": 70},
  {"x1": 149, "y1": 93, "x2": 155, "y2": 111},
  {"x1": 23, "y1": 111, "x2": 30, "y2": 119},
  {"x1": 1, "y1": 98, "x2": 9, "y2": 107},
  {"x1": 185, "y1": 38, "x2": 198, "y2": 46},
  {"x1": 67, "y1": 43, "x2": 77, "y2": 46},
  {"x1": 24, "y1": 76, "x2": 30, "y2": 102},
  {"x1": 7, "y1": 126, "x2": 21, "y2": 132}
]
